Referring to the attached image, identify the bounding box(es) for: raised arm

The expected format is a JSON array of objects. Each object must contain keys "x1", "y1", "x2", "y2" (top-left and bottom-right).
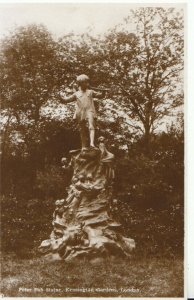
[
  {"x1": 58, "y1": 92, "x2": 76, "y2": 104},
  {"x1": 92, "y1": 90, "x2": 106, "y2": 99}
]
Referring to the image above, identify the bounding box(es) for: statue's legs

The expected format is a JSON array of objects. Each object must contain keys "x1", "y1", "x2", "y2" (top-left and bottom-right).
[
  {"x1": 79, "y1": 121, "x2": 88, "y2": 149},
  {"x1": 88, "y1": 113, "x2": 95, "y2": 147},
  {"x1": 89, "y1": 129, "x2": 95, "y2": 147}
]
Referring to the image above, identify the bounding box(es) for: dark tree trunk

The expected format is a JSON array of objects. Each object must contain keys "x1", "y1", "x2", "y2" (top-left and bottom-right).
[{"x1": 144, "y1": 123, "x2": 151, "y2": 155}]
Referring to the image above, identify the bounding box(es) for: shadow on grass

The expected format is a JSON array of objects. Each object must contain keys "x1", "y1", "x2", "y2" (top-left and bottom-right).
[{"x1": 0, "y1": 252, "x2": 183, "y2": 297}]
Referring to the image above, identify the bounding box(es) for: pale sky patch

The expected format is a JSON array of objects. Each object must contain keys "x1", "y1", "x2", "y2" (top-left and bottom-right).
[
  {"x1": 0, "y1": 3, "x2": 184, "y2": 39},
  {"x1": 0, "y1": 3, "x2": 137, "y2": 39}
]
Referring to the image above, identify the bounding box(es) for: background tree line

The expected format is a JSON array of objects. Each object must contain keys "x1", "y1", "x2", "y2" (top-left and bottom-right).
[{"x1": 0, "y1": 7, "x2": 184, "y2": 257}]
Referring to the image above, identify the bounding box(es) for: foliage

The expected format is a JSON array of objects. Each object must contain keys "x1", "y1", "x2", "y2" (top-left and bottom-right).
[
  {"x1": 1, "y1": 8, "x2": 184, "y2": 161},
  {"x1": 0, "y1": 8, "x2": 184, "y2": 260},
  {"x1": 1, "y1": 24, "x2": 58, "y2": 114},
  {"x1": 53, "y1": 8, "x2": 184, "y2": 151},
  {"x1": 105, "y1": 8, "x2": 184, "y2": 148}
]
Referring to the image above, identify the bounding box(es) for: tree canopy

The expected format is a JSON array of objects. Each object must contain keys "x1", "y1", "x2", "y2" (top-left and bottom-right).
[{"x1": 0, "y1": 7, "x2": 184, "y2": 157}]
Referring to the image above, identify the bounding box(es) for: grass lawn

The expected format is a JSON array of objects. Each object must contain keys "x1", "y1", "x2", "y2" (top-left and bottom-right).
[{"x1": 0, "y1": 253, "x2": 183, "y2": 297}]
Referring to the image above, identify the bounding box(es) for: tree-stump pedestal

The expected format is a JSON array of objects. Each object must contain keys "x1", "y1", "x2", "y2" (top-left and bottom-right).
[{"x1": 39, "y1": 138, "x2": 135, "y2": 261}]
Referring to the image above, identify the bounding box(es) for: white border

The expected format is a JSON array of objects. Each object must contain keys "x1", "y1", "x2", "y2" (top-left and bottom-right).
[
  {"x1": 0, "y1": 1, "x2": 193, "y2": 300},
  {"x1": 187, "y1": 0, "x2": 194, "y2": 299}
]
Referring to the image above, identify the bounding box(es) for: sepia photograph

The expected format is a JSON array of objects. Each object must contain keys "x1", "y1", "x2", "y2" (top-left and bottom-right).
[{"x1": 0, "y1": 2, "x2": 185, "y2": 298}]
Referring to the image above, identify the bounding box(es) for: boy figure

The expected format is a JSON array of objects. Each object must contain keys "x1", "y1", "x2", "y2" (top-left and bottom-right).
[{"x1": 58, "y1": 74, "x2": 105, "y2": 150}]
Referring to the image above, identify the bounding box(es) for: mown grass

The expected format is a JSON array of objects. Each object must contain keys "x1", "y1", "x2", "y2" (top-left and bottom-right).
[{"x1": 1, "y1": 253, "x2": 183, "y2": 298}]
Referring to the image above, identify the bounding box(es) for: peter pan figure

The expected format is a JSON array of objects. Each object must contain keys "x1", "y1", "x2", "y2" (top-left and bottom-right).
[{"x1": 58, "y1": 74, "x2": 105, "y2": 149}]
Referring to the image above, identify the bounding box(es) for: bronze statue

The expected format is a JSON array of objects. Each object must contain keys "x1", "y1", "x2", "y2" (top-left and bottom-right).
[{"x1": 57, "y1": 74, "x2": 105, "y2": 149}]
